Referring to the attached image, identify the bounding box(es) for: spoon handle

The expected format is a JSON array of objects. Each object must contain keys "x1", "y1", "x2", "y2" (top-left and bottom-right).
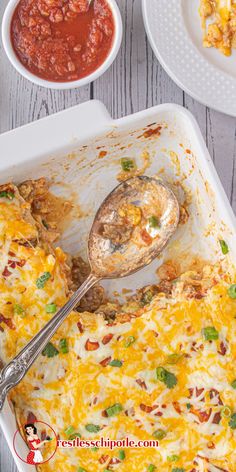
[{"x1": 0, "y1": 273, "x2": 98, "y2": 411}]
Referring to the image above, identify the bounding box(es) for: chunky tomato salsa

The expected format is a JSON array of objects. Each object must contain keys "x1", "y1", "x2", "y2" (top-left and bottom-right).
[{"x1": 11, "y1": 0, "x2": 115, "y2": 82}]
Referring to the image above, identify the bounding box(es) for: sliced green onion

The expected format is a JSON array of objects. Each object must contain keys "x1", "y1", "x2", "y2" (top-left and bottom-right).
[
  {"x1": 109, "y1": 359, "x2": 123, "y2": 367},
  {"x1": 172, "y1": 469, "x2": 185, "y2": 472},
  {"x1": 147, "y1": 465, "x2": 156, "y2": 472},
  {"x1": 229, "y1": 413, "x2": 236, "y2": 429},
  {"x1": 105, "y1": 403, "x2": 123, "y2": 417},
  {"x1": 118, "y1": 450, "x2": 125, "y2": 460},
  {"x1": 202, "y1": 326, "x2": 219, "y2": 341},
  {"x1": 156, "y1": 367, "x2": 177, "y2": 389},
  {"x1": 121, "y1": 158, "x2": 136, "y2": 172},
  {"x1": 221, "y1": 405, "x2": 232, "y2": 418},
  {"x1": 85, "y1": 424, "x2": 100, "y2": 433},
  {"x1": 13, "y1": 304, "x2": 26, "y2": 317},
  {"x1": 228, "y1": 284, "x2": 236, "y2": 299},
  {"x1": 59, "y1": 338, "x2": 69, "y2": 354},
  {"x1": 36, "y1": 271, "x2": 51, "y2": 289},
  {"x1": 91, "y1": 447, "x2": 99, "y2": 452},
  {"x1": 65, "y1": 425, "x2": 75, "y2": 437},
  {"x1": 69, "y1": 432, "x2": 81, "y2": 439},
  {"x1": 42, "y1": 342, "x2": 59, "y2": 358},
  {"x1": 156, "y1": 367, "x2": 167, "y2": 381},
  {"x1": 186, "y1": 403, "x2": 191, "y2": 410},
  {"x1": 0, "y1": 191, "x2": 15, "y2": 200},
  {"x1": 124, "y1": 336, "x2": 136, "y2": 348},
  {"x1": 219, "y1": 239, "x2": 229, "y2": 255},
  {"x1": 167, "y1": 455, "x2": 180, "y2": 462},
  {"x1": 231, "y1": 379, "x2": 236, "y2": 389},
  {"x1": 77, "y1": 468, "x2": 86, "y2": 472},
  {"x1": 153, "y1": 429, "x2": 166, "y2": 440},
  {"x1": 46, "y1": 303, "x2": 57, "y2": 314},
  {"x1": 148, "y1": 216, "x2": 160, "y2": 228}
]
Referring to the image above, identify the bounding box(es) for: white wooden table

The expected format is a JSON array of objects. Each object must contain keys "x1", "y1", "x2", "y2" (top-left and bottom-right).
[{"x1": 0, "y1": 0, "x2": 236, "y2": 470}]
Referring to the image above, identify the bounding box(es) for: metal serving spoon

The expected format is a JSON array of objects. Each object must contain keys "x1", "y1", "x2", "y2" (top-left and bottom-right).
[{"x1": 0, "y1": 176, "x2": 179, "y2": 411}]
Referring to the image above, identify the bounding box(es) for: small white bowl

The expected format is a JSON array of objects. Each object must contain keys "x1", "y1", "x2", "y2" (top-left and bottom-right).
[{"x1": 2, "y1": 0, "x2": 123, "y2": 90}]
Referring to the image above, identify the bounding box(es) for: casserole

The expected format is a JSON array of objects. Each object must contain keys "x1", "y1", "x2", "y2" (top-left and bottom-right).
[{"x1": 0, "y1": 100, "x2": 236, "y2": 472}]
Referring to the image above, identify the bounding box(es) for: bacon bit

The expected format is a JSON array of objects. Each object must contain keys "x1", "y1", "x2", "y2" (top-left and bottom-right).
[
  {"x1": 102, "y1": 410, "x2": 108, "y2": 418},
  {"x1": 0, "y1": 314, "x2": 15, "y2": 330},
  {"x1": 2, "y1": 267, "x2": 11, "y2": 277},
  {"x1": 8, "y1": 251, "x2": 16, "y2": 257},
  {"x1": 136, "y1": 379, "x2": 147, "y2": 390},
  {"x1": 218, "y1": 341, "x2": 227, "y2": 356},
  {"x1": 85, "y1": 339, "x2": 100, "y2": 351},
  {"x1": 99, "y1": 455, "x2": 110, "y2": 464},
  {"x1": 212, "y1": 411, "x2": 221, "y2": 424},
  {"x1": 173, "y1": 401, "x2": 182, "y2": 414},
  {"x1": 102, "y1": 333, "x2": 113, "y2": 345},
  {"x1": 8, "y1": 260, "x2": 16, "y2": 269},
  {"x1": 8, "y1": 259, "x2": 26, "y2": 268},
  {"x1": 135, "y1": 419, "x2": 142, "y2": 427},
  {"x1": 186, "y1": 149, "x2": 191, "y2": 154},
  {"x1": 193, "y1": 292, "x2": 204, "y2": 300},
  {"x1": 162, "y1": 404, "x2": 166, "y2": 408},
  {"x1": 152, "y1": 330, "x2": 159, "y2": 337},
  {"x1": 207, "y1": 441, "x2": 215, "y2": 449},
  {"x1": 110, "y1": 458, "x2": 121, "y2": 465},
  {"x1": 92, "y1": 397, "x2": 98, "y2": 405},
  {"x1": 17, "y1": 259, "x2": 26, "y2": 267},
  {"x1": 190, "y1": 407, "x2": 212, "y2": 423},
  {"x1": 77, "y1": 321, "x2": 84, "y2": 333},
  {"x1": 189, "y1": 387, "x2": 205, "y2": 399},
  {"x1": 210, "y1": 389, "x2": 223, "y2": 405},
  {"x1": 100, "y1": 356, "x2": 112, "y2": 367},
  {"x1": 140, "y1": 229, "x2": 153, "y2": 246},
  {"x1": 27, "y1": 412, "x2": 37, "y2": 423},
  {"x1": 154, "y1": 411, "x2": 163, "y2": 417},
  {"x1": 140, "y1": 403, "x2": 153, "y2": 413},
  {"x1": 125, "y1": 407, "x2": 135, "y2": 417}
]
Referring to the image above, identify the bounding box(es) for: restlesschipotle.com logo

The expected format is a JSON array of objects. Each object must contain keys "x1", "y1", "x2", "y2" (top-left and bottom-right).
[
  {"x1": 13, "y1": 421, "x2": 159, "y2": 466},
  {"x1": 13, "y1": 421, "x2": 58, "y2": 465}
]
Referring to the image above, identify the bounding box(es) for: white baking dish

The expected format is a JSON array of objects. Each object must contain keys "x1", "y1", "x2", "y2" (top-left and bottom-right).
[{"x1": 0, "y1": 100, "x2": 235, "y2": 472}]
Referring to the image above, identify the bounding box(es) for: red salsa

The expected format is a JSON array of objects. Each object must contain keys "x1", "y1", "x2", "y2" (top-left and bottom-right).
[{"x1": 11, "y1": 0, "x2": 115, "y2": 82}]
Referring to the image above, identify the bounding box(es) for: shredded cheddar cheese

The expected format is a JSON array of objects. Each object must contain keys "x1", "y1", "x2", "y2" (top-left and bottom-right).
[{"x1": 0, "y1": 185, "x2": 236, "y2": 471}]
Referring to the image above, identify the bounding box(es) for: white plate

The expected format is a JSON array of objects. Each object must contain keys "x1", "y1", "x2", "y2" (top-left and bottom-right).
[{"x1": 142, "y1": 0, "x2": 236, "y2": 117}]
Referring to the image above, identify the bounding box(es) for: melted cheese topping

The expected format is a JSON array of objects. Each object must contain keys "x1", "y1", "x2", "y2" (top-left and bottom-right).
[{"x1": 1, "y1": 192, "x2": 236, "y2": 472}]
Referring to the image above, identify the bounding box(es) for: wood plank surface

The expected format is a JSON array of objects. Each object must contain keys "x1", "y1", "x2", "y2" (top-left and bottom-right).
[{"x1": 0, "y1": 0, "x2": 235, "y2": 471}]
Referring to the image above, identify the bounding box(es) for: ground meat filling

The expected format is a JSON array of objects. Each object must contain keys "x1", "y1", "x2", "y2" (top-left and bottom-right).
[
  {"x1": 100, "y1": 223, "x2": 133, "y2": 246},
  {"x1": 18, "y1": 177, "x2": 72, "y2": 243},
  {"x1": 71, "y1": 256, "x2": 105, "y2": 312},
  {"x1": 18, "y1": 178, "x2": 104, "y2": 313}
]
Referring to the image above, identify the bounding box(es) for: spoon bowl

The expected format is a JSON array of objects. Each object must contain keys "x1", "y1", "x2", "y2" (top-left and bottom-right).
[{"x1": 89, "y1": 176, "x2": 179, "y2": 278}]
